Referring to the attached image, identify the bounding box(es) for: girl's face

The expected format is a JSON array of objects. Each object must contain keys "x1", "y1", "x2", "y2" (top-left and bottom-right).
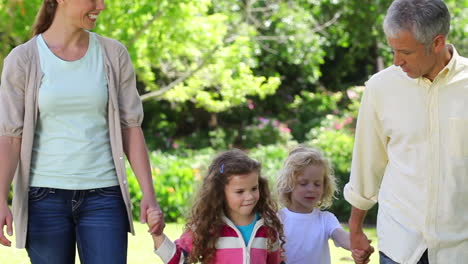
[
  {"x1": 59, "y1": 0, "x2": 105, "y2": 30},
  {"x1": 224, "y1": 171, "x2": 260, "y2": 226},
  {"x1": 289, "y1": 165, "x2": 324, "y2": 213}
]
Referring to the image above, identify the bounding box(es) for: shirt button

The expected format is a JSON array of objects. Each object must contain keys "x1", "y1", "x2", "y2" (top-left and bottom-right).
[
  {"x1": 119, "y1": 156, "x2": 123, "y2": 160},
  {"x1": 123, "y1": 180, "x2": 127, "y2": 185}
]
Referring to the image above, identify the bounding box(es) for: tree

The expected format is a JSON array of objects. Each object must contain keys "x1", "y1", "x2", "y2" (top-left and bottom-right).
[{"x1": 1, "y1": 0, "x2": 281, "y2": 112}]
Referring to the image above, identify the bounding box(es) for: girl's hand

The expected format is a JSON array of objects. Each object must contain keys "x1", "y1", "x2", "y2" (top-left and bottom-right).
[
  {"x1": 140, "y1": 194, "x2": 165, "y2": 235},
  {"x1": 146, "y1": 207, "x2": 165, "y2": 235}
]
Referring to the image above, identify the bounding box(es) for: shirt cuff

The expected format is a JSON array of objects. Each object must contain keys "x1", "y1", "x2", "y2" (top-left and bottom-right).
[
  {"x1": 343, "y1": 183, "x2": 377, "y2": 210},
  {"x1": 153, "y1": 235, "x2": 176, "y2": 263}
]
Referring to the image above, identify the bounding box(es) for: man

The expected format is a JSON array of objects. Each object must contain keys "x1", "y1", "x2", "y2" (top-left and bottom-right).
[{"x1": 344, "y1": 0, "x2": 468, "y2": 263}]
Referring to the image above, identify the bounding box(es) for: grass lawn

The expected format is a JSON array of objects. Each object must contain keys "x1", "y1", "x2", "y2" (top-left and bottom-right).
[{"x1": 0, "y1": 222, "x2": 379, "y2": 264}]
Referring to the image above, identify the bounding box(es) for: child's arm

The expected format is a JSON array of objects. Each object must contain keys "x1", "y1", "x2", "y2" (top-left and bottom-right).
[
  {"x1": 331, "y1": 228, "x2": 351, "y2": 250},
  {"x1": 147, "y1": 208, "x2": 192, "y2": 264}
]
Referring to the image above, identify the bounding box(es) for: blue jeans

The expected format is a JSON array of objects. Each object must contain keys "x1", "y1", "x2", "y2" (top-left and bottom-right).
[
  {"x1": 380, "y1": 250, "x2": 429, "y2": 264},
  {"x1": 26, "y1": 186, "x2": 129, "y2": 264}
]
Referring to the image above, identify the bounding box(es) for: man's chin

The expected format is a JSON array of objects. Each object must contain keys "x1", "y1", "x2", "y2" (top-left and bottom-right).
[{"x1": 405, "y1": 72, "x2": 420, "y2": 79}]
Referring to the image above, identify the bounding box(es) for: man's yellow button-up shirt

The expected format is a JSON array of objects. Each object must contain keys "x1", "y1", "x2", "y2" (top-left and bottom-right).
[{"x1": 345, "y1": 46, "x2": 468, "y2": 264}]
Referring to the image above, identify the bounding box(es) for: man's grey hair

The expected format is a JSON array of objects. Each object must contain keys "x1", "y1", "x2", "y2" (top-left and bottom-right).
[{"x1": 383, "y1": 0, "x2": 450, "y2": 46}]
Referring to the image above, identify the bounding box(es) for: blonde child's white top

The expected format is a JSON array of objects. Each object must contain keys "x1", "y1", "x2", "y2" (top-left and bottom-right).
[{"x1": 278, "y1": 208, "x2": 342, "y2": 264}]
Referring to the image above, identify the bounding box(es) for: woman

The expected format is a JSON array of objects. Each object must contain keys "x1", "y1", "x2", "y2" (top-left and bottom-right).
[{"x1": 0, "y1": 0, "x2": 164, "y2": 263}]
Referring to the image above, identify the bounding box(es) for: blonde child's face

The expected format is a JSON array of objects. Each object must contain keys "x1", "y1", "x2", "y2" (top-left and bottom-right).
[
  {"x1": 224, "y1": 171, "x2": 260, "y2": 226},
  {"x1": 289, "y1": 165, "x2": 324, "y2": 213}
]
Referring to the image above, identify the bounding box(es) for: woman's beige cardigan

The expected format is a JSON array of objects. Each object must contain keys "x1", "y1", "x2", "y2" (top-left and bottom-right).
[{"x1": 0, "y1": 34, "x2": 143, "y2": 248}]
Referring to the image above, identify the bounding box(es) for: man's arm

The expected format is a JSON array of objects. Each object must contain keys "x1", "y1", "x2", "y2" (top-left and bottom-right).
[
  {"x1": 349, "y1": 206, "x2": 374, "y2": 264},
  {"x1": 0, "y1": 136, "x2": 21, "y2": 247}
]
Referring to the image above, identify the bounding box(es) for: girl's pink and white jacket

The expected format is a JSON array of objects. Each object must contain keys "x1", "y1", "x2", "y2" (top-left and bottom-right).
[{"x1": 154, "y1": 216, "x2": 283, "y2": 264}]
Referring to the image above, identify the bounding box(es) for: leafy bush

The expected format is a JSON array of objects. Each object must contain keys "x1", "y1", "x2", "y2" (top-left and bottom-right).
[
  {"x1": 288, "y1": 90, "x2": 343, "y2": 142},
  {"x1": 209, "y1": 128, "x2": 238, "y2": 150},
  {"x1": 126, "y1": 149, "x2": 214, "y2": 222},
  {"x1": 249, "y1": 143, "x2": 292, "y2": 183},
  {"x1": 241, "y1": 117, "x2": 292, "y2": 148},
  {"x1": 141, "y1": 101, "x2": 178, "y2": 151}
]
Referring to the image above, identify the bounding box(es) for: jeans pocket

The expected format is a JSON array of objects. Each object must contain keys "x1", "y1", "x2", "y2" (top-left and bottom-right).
[
  {"x1": 28, "y1": 187, "x2": 51, "y2": 202},
  {"x1": 379, "y1": 251, "x2": 400, "y2": 264},
  {"x1": 95, "y1": 186, "x2": 122, "y2": 198}
]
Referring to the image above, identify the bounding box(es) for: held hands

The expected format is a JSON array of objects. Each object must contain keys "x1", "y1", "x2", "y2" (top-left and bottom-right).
[
  {"x1": 350, "y1": 230, "x2": 374, "y2": 264},
  {"x1": 146, "y1": 207, "x2": 165, "y2": 236},
  {"x1": 0, "y1": 202, "x2": 13, "y2": 247},
  {"x1": 139, "y1": 194, "x2": 165, "y2": 235},
  {"x1": 146, "y1": 207, "x2": 166, "y2": 250}
]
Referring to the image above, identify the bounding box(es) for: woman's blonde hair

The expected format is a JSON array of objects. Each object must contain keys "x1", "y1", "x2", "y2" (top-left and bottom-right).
[
  {"x1": 277, "y1": 145, "x2": 337, "y2": 209},
  {"x1": 186, "y1": 149, "x2": 284, "y2": 263}
]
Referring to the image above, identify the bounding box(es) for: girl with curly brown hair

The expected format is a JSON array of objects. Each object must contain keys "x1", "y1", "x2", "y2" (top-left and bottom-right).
[{"x1": 147, "y1": 149, "x2": 285, "y2": 263}]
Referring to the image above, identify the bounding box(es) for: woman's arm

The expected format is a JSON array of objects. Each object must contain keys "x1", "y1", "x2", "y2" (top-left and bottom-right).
[
  {"x1": 122, "y1": 126, "x2": 164, "y2": 234},
  {"x1": 0, "y1": 136, "x2": 21, "y2": 247}
]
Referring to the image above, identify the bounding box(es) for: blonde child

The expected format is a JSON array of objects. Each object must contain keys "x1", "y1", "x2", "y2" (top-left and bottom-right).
[
  {"x1": 147, "y1": 149, "x2": 285, "y2": 263},
  {"x1": 277, "y1": 145, "x2": 352, "y2": 264}
]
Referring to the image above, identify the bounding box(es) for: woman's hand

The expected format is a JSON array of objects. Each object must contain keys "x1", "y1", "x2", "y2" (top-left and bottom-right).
[{"x1": 0, "y1": 202, "x2": 13, "y2": 247}]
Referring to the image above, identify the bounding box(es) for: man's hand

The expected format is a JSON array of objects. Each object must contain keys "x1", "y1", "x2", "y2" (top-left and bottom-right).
[
  {"x1": 0, "y1": 201, "x2": 13, "y2": 247},
  {"x1": 350, "y1": 230, "x2": 374, "y2": 264}
]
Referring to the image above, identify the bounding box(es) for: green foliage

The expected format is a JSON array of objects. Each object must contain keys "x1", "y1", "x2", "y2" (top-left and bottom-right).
[
  {"x1": 0, "y1": 0, "x2": 42, "y2": 72},
  {"x1": 97, "y1": 0, "x2": 281, "y2": 112},
  {"x1": 249, "y1": 143, "x2": 292, "y2": 183},
  {"x1": 126, "y1": 149, "x2": 215, "y2": 222},
  {"x1": 288, "y1": 90, "x2": 343, "y2": 142},
  {"x1": 241, "y1": 117, "x2": 292, "y2": 149},
  {"x1": 141, "y1": 101, "x2": 178, "y2": 150},
  {"x1": 208, "y1": 128, "x2": 238, "y2": 150},
  {"x1": 1, "y1": 0, "x2": 281, "y2": 112},
  {"x1": 446, "y1": 0, "x2": 468, "y2": 56}
]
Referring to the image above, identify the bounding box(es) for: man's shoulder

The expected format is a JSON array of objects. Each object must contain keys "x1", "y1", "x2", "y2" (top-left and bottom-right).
[
  {"x1": 367, "y1": 65, "x2": 403, "y2": 85},
  {"x1": 456, "y1": 54, "x2": 468, "y2": 66},
  {"x1": 363, "y1": 65, "x2": 411, "y2": 98}
]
